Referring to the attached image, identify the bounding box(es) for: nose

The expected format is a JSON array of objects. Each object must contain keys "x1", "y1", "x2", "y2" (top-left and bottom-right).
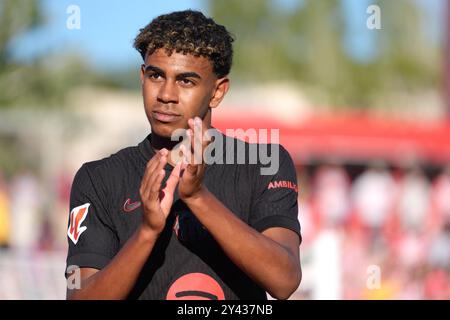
[{"x1": 157, "y1": 80, "x2": 179, "y2": 104}]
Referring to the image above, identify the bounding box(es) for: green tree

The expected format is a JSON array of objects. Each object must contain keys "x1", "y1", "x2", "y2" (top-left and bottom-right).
[
  {"x1": 0, "y1": 0, "x2": 118, "y2": 108},
  {"x1": 208, "y1": 0, "x2": 441, "y2": 109}
]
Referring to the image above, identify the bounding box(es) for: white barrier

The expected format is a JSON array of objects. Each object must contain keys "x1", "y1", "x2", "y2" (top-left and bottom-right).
[{"x1": 0, "y1": 249, "x2": 67, "y2": 300}]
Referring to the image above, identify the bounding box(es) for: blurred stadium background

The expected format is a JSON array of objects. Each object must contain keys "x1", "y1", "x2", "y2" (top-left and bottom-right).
[{"x1": 0, "y1": 0, "x2": 449, "y2": 299}]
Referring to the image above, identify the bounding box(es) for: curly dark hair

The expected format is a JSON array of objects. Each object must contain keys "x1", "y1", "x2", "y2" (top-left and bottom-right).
[{"x1": 133, "y1": 10, "x2": 234, "y2": 78}]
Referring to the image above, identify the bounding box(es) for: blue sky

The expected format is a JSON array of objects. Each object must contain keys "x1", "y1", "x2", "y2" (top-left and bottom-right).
[
  {"x1": 10, "y1": 0, "x2": 445, "y2": 69},
  {"x1": 342, "y1": 0, "x2": 445, "y2": 62},
  {"x1": 11, "y1": 0, "x2": 208, "y2": 69}
]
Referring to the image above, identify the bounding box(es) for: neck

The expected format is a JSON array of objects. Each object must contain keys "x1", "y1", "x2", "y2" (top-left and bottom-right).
[{"x1": 149, "y1": 133, "x2": 180, "y2": 151}]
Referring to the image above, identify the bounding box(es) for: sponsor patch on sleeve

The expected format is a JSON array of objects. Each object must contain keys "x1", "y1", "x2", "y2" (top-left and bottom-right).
[
  {"x1": 68, "y1": 203, "x2": 90, "y2": 245},
  {"x1": 267, "y1": 180, "x2": 298, "y2": 193}
]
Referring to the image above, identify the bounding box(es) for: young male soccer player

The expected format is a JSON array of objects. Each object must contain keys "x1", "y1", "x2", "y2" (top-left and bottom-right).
[{"x1": 66, "y1": 10, "x2": 301, "y2": 300}]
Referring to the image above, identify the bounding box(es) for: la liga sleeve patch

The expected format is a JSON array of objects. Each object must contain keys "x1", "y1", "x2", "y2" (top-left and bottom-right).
[{"x1": 67, "y1": 203, "x2": 90, "y2": 245}]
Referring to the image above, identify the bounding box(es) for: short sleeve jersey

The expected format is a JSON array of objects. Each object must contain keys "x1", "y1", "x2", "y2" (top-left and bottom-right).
[{"x1": 66, "y1": 131, "x2": 301, "y2": 300}]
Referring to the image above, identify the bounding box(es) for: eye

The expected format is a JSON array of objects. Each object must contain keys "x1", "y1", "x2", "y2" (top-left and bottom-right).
[
  {"x1": 147, "y1": 73, "x2": 163, "y2": 80},
  {"x1": 178, "y1": 78, "x2": 195, "y2": 87}
]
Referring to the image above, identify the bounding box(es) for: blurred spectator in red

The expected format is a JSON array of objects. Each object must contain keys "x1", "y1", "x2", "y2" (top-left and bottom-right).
[
  {"x1": 424, "y1": 268, "x2": 450, "y2": 299},
  {"x1": 429, "y1": 165, "x2": 450, "y2": 234},
  {"x1": 298, "y1": 196, "x2": 316, "y2": 245},
  {"x1": 9, "y1": 170, "x2": 40, "y2": 251},
  {"x1": 351, "y1": 164, "x2": 397, "y2": 239},
  {"x1": 341, "y1": 225, "x2": 371, "y2": 299},
  {"x1": 296, "y1": 168, "x2": 318, "y2": 245},
  {"x1": 394, "y1": 230, "x2": 427, "y2": 273},
  {"x1": 398, "y1": 167, "x2": 430, "y2": 232},
  {"x1": 51, "y1": 169, "x2": 73, "y2": 250},
  {"x1": 427, "y1": 222, "x2": 450, "y2": 272},
  {"x1": 312, "y1": 164, "x2": 351, "y2": 228}
]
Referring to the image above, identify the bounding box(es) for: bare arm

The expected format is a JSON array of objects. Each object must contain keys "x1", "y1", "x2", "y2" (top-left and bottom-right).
[
  {"x1": 183, "y1": 188, "x2": 301, "y2": 300},
  {"x1": 178, "y1": 117, "x2": 301, "y2": 300},
  {"x1": 66, "y1": 225, "x2": 160, "y2": 300},
  {"x1": 67, "y1": 149, "x2": 181, "y2": 300}
]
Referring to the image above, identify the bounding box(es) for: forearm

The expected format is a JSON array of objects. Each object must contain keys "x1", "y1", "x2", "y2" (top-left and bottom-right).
[
  {"x1": 68, "y1": 225, "x2": 159, "y2": 300},
  {"x1": 184, "y1": 188, "x2": 301, "y2": 299}
]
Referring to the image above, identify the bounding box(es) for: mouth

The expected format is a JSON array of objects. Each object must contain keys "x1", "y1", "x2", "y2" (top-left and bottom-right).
[{"x1": 152, "y1": 110, "x2": 182, "y2": 123}]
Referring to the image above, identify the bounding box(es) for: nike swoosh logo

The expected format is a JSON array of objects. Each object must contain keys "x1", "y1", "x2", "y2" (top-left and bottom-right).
[{"x1": 123, "y1": 198, "x2": 141, "y2": 213}]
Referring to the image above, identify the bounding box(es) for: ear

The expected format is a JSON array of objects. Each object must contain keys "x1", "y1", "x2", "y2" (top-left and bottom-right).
[{"x1": 209, "y1": 77, "x2": 230, "y2": 109}]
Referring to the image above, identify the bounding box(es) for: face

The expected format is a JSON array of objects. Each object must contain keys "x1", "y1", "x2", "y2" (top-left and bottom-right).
[{"x1": 140, "y1": 49, "x2": 229, "y2": 138}]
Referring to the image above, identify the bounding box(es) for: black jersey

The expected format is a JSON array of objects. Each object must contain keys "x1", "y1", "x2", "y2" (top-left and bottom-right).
[{"x1": 65, "y1": 131, "x2": 301, "y2": 300}]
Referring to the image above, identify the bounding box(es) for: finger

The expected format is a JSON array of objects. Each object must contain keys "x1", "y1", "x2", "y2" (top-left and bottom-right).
[
  {"x1": 146, "y1": 153, "x2": 167, "y2": 201},
  {"x1": 199, "y1": 116, "x2": 212, "y2": 150},
  {"x1": 140, "y1": 154, "x2": 160, "y2": 201},
  {"x1": 179, "y1": 163, "x2": 198, "y2": 185},
  {"x1": 141, "y1": 169, "x2": 164, "y2": 213},
  {"x1": 179, "y1": 155, "x2": 188, "y2": 178},
  {"x1": 141, "y1": 151, "x2": 162, "y2": 189},
  {"x1": 149, "y1": 169, "x2": 165, "y2": 202},
  {"x1": 186, "y1": 132, "x2": 200, "y2": 166},
  {"x1": 147, "y1": 153, "x2": 167, "y2": 190},
  {"x1": 179, "y1": 141, "x2": 191, "y2": 165},
  {"x1": 190, "y1": 117, "x2": 209, "y2": 166},
  {"x1": 188, "y1": 118, "x2": 195, "y2": 131},
  {"x1": 185, "y1": 163, "x2": 198, "y2": 177},
  {"x1": 194, "y1": 116, "x2": 210, "y2": 153},
  {"x1": 193, "y1": 117, "x2": 204, "y2": 165},
  {"x1": 181, "y1": 136, "x2": 195, "y2": 166},
  {"x1": 187, "y1": 128, "x2": 199, "y2": 165},
  {"x1": 141, "y1": 149, "x2": 167, "y2": 193},
  {"x1": 191, "y1": 116, "x2": 208, "y2": 144},
  {"x1": 163, "y1": 162, "x2": 181, "y2": 195},
  {"x1": 142, "y1": 152, "x2": 167, "y2": 200},
  {"x1": 187, "y1": 118, "x2": 197, "y2": 158}
]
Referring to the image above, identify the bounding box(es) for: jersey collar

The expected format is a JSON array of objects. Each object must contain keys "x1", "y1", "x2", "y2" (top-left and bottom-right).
[{"x1": 138, "y1": 134, "x2": 155, "y2": 161}]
